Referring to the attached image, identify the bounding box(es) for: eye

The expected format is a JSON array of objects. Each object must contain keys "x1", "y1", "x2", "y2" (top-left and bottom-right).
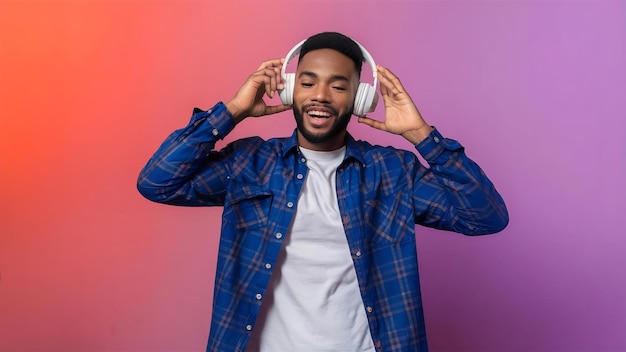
[
  {"x1": 333, "y1": 86, "x2": 347, "y2": 91},
  {"x1": 301, "y1": 82, "x2": 314, "y2": 88}
]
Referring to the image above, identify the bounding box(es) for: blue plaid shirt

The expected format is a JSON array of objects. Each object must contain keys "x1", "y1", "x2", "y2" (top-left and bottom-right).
[{"x1": 137, "y1": 102, "x2": 508, "y2": 352}]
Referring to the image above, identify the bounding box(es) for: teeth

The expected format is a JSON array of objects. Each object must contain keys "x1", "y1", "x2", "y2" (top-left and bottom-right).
[{"x1": 308, "y1": 111, "x2": 331, "y2": 117}]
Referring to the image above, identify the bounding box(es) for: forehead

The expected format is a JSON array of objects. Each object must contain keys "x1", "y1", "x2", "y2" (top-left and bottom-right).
[{"x1": 296, "y1": 49, "x2": 358, "y2": 79}]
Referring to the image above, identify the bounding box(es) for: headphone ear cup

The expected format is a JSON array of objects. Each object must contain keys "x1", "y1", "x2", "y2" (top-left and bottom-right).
[
  {"x1": 353, "y1": 83, "x2": 375, "y2": 117},
  {"x1": 353, "y1": 82, "x2": 366, "y2": 116},
  {"x1": 279, "y1": 73, "x2": 295, "y2": 105}
]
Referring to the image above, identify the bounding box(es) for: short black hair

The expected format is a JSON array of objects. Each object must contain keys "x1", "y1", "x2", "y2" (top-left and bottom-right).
[{"x1": 298, "y1": 32, "x2": 364, "y2": 75}]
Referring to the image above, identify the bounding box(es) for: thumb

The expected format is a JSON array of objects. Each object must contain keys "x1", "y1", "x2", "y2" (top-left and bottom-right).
[{"x1": 264, "y1": 104, "x2": 292, "y2": 116}]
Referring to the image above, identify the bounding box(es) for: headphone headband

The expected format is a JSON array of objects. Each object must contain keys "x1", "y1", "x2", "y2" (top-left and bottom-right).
[
  {"x1": 278, "y1": 36, "x2": 378, "y2": 116},
  {"x1": 280, "y1": 38, "x2": 378, "y2": 88}
]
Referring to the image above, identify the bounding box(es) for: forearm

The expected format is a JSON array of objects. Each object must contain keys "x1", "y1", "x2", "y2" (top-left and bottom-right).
[
  {"x1": 137, "y1": 102, "x2": 235, "y2": 205},
  {"x1": 224, "y1": 100, "x2": 248, "y2": 125}
]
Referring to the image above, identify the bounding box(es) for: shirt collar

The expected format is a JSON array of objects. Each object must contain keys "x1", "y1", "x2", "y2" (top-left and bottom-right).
[{"x1": 281, "y1": 129, "x2": 367, "y2": 165}]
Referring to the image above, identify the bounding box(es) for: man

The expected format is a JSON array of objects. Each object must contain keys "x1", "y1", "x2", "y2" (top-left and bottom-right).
[{"x1": 137, "y1": 32, "x2": 508, "y2": 352}]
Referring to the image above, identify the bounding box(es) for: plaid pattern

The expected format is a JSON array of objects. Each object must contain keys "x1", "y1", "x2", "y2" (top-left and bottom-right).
[{"x1": 137, "y1": 102, "x2": 508, "y2": 352}]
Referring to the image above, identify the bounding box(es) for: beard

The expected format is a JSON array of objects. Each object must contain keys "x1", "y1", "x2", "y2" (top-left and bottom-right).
[{"x1": 293, "y1": 104, "x2": 353, "y2": 145}]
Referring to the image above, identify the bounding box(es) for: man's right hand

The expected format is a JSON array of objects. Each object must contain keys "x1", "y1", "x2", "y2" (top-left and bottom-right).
[{"x1": 225, "y1": 58, "x2": 293, "y2": 124}]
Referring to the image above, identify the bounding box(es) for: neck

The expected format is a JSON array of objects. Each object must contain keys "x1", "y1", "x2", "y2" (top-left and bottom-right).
[{"x1": 296, "y1": 130, "x2": 347, "y2": 151}]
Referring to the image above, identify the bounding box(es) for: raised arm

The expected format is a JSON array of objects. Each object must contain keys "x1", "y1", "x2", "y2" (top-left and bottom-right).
[
  {"x1": 136, "y1": 103, "x2": 235, "y2": 206},
  {"x1": 411, "y1": 130, "x2": 509, "y2": 235},
  {"x1": 359, "y1": 65, "x2": 508, "y2": 235},
  {"x1": 137, "y1": 59, "x2": 291, "y2": 206},
  {"x1": 357, "y1": 65, "x2": 433, "y2": 144}
]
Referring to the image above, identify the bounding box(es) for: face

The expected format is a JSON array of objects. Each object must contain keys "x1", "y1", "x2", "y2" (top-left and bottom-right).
[{"x1": 292, "y1": 48, "x2": 359, "y2": 151}]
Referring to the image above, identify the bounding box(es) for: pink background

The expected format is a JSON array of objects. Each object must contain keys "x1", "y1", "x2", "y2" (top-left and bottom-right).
[{"x1": 1, "y1": 1, "x2": 624, "y2": 351}]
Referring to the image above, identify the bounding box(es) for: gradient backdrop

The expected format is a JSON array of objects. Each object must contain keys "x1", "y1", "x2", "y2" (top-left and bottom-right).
[{"x1": 1, "y1": 0, "x2": 625, "y2": 351}]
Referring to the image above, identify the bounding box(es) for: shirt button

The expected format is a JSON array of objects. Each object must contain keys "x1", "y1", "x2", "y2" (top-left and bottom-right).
[
  {"x1": 355, "y1": 250, "x2": 362, "y2": 257},
  {"x1": 366, "y1": 306, "x2": 373, "y2": 313},
  {"x1": 275, "y1": 233, "x2": 283, "y2": 239},
  {"x1": 255, "y1": 293, "x2": 262, "y2": 300},
  {"x1": 265, "y1": 263, "x2": 272, "y2": 269},
  {"x1": 433, "y1": 136, "x2": 440, "y2": 143},
  {"x1": 300, "y1": 157, "x2": 306, "y2": 163},
  {"x1": 245, "y1": 324, "x2": 252, "y2": 331},
  {"x1": 211, "y1": 128, "x2": 219, "y2": 136},
  {"x1": 287, "y1": 202, "x2": 294, "y2": 208},
  {"x1": 296, "y1": 174, "x2": 303, "y2": 180}
]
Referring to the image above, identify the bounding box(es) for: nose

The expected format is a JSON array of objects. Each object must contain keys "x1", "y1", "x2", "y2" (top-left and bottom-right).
[{"x1": 311, "y1": 83, "x2": 331, "y2": 103}]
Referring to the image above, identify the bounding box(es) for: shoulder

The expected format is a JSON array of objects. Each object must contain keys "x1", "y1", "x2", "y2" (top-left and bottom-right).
[
  {"x1": 217, "y1": 135, "x2": 292, "y2": 183},
  {"x1": 217, "y1": 135, "x2": 294, "y2": 168},
  {"x1": 222, "y1": 135, "x2": 289, "y2": 154},
  {"x1": 349, "y1": 139, "x2": 428, "y2": 191},
  {"x1": 351, "y1": 138, "x2": 420, "y2": 166}
]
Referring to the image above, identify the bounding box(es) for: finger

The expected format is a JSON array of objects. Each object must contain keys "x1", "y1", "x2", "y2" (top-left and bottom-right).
[
  {"x1": 270, "y1": 67, "x2": 281, "y2": 97},
  {"x1": 247, "y1": 70, "x2": 270, "y2": 99},
  {"x1": 256, "y1": 58, "x2": 285, "y2": 71},
  {"x1": 255, "y1": 67, "x2": 277, "y2": 98},
  {"x1": 377, "y1": 64, "x2": 401, "y2": 82},
  {"x1": 377, "y1": 65, "x2": 405, "y2": 94},
  {"x1": 247, "y1": 59, "x2": 285, "y2": 100},
  {"x1": 377, "y1": 71, "x2": 404, "y2": 98},
  {"x1": 357, "y1": 116, "x2": 387, "y2": 131},
  {"x1": 377, "y1": 67, "x2": 395, "y2": 88},
  {"x1": 379, "y1": 76, "x2": 390, "y2": 97},
  {"x1": 378, "y1": 73, "x2": 396, "y2": 97},
  {"x1": 254, "y1": 60, "x2": 285, "y2": 98},
  {"x1": 261, "y1": 66, "x2": 284, "y2": 98},
  {"x1": 265, "y1": 103, "x2": 293, "y2": 116},
  {"x1": 262, "y1": 69, "x2": 274, "y2": 98}
]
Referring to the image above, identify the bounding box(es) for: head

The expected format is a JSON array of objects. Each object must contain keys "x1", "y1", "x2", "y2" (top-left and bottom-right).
[{"x1": 292, "y1": 32, "x2": 364, "y2": 151}]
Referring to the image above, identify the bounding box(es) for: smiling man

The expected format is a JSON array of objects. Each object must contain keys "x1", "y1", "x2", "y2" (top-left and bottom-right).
[
  {"x1": 137, "y1": 32, "x2": 508, "y2": 352},
  {"x1": 291, "y1": 48, "x2": 356, "y2": 150}
]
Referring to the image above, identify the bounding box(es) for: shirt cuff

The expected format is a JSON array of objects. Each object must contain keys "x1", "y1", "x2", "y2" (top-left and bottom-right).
[
  {"x1": 189, "y1": 101, "x2": 236, "y2": 140},
  {"x1": 415, "y1": 128, "x2": 464, "y2": 164}
]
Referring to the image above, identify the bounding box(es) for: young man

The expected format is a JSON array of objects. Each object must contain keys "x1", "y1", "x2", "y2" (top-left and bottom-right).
[{"x1": 138, "y1": 32, "x2": 508, "y2": 352}]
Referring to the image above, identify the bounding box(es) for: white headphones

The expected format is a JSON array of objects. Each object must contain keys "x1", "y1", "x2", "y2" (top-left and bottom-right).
[{"x1": 278, "y1": 38, "x2": 378, "y2": 117}]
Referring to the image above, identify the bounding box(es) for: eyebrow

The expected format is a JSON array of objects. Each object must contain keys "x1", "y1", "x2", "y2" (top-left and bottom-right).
[{"x1": 298, "y1": 71, "x2": 350, "y2": 83}]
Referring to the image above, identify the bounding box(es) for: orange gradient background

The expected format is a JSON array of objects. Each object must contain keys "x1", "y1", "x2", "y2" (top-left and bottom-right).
[{"x1": 1, "y1": 1, "x2": 625, "y2": 351}]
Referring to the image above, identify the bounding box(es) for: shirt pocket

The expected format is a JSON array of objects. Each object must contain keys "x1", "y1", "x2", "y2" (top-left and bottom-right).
[
  {"x1": 223, "y1": 182, "x2": 274, "y2": 231},
  {"x1": 364, "y1": 192, "x2": 412, "y2": 247}
]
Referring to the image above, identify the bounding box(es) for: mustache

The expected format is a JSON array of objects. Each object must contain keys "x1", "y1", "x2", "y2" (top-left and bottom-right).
[{"x1": 302, "y1": 103, "x2": 339, "y2": 116}]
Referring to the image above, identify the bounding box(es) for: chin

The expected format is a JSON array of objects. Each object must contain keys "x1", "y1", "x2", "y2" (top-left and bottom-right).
[{"x1": 293, "y1": 105, "x2": 352, "y2": 145}]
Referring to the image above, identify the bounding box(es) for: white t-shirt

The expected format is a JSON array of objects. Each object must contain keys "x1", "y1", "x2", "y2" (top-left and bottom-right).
[{"x1": 246, "y1": 146, "x2": 375, "y2": 352}]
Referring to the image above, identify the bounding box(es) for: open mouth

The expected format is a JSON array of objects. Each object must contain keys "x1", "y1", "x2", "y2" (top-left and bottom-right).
[
  {"x1": 304, "y1": 105, "x2": 337, "y2": 127},
  {"x1": 307, "y1": 110, "x2": 332, "y2": 118}
]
